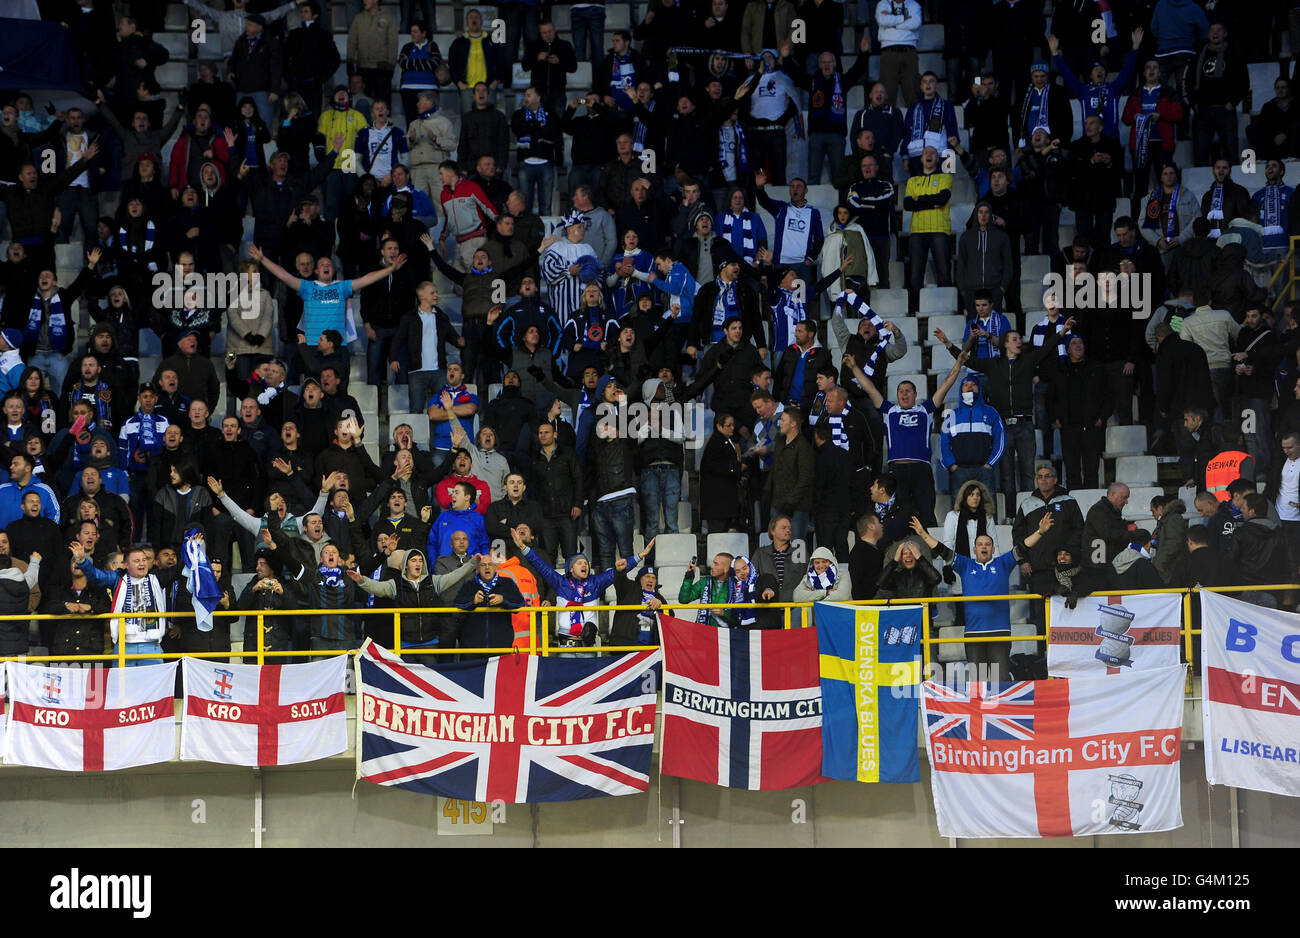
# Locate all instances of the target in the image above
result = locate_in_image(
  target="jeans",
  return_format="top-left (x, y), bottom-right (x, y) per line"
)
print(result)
top-left (56, 185), bottom-right (98, 243)
top-left (750, 127), bottom-right (788, 185)
top-left (890, 460), bottom-right (937, 527)
top-left (1059, 424), bottom-right (1103, 490)
top-left (538, 514), bottom-right (578, 566)
top-left (1073, 207), bottom-right (1113, 250)
top-left (519, 161), bottom-right (554, 215)
top-left (118, 640), bottom-right (163, 667)
top-left (29, 349), bottom-right (69, 397)
top-left (807, 131), bottom-right (844, 186)
top-left (640, 465), bottom-right (681, 545)
top-left (367, 325), bottom-right (397, 386)
top-left (1158, 52), bottom-right (1194, 107)
top-left (868, 235), bottom-right (891, 288)
top-left (499, 2), bottom-right (541, 63)
top-left (788, 509), bottom-right (810, 544)
top-left (570, 6), bottom-right (605, 63)
top-left (400, 0), bottom-right (435, 31)
top-left (1237, 396), bottom-right (1273, 476)
top-left (878, 45), bottom-right (919, 111)
top-left (407, 368), bottom-right (444, 415)
top-left (1193, 105), bottom-right (1239, 167)
top-left (0, 199), bottom-right (7, 239)
top-left (1209, 367), bottom-right (1232, 423)
top-left (323, 169), bottom-right (358, 223)
top-left (815, 512), bottom-right (851, 562)
top-left (1000, 420), bottom-right (1036, 511)
top-left (568, 163), bottom-right (602, 202)
top-left (907, 232), bottom-right (952, 295)
top-left (1023, 203), bottom-right (1061, 257)
top-left (948, 464), bottom-right (999, 508)
top-left (592, 493), bottom-right (635, 573)
top-left (358, 68), bottom-right (393, 106)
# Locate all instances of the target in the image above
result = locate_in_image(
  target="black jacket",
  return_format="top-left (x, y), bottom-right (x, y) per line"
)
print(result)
top-left (1082, 497), bottom-right (1132, 570)
top-left (813, 442), bottom-right (853, 515)
top-left (1012, 486), bottom-right (1085, 572)
top-left (699, 432), bottom-right (742, 523)
top-left (848, 539), bottom-right (884, 600)
top-left (962, 334), bottom-right (1067, 418)
top-left (230, 32), bottom-right (284, 94)
top-left (1155, 333), bottom-right (1216, 419)
top-left (285, 21), bottom-right (341, 84)
top-left (773, 343), bottom-right (833, 410)
top-left (531, 442), bottom-right (584, 517)
top-left (1045, 354), bottom-right (1112, 428)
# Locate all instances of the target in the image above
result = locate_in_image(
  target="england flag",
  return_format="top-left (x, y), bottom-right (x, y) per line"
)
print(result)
top-left (923, 666), bottom-right (1186, 838)
top-left (4, 662), bottom-right (177, 771)
top-left (181, 656), bottom-right (348, 766)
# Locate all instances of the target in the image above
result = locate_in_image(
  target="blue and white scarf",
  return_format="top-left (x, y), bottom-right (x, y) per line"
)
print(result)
top-left (720, 211), bottom-right (756, 263)
top-left (1020, 85), bottom-right (1051, 141)
top-left (1134, 86), bottom-right (1162, 158)
top-left (637, 587), bottom-right (657, 643)
top-left (137, 411), bottom-right (160, 452)
top-left (717, 122), bottom-right (749, 178)
top-left (836, 290), bottom-right (891, 381)
top-left (826, 410), bottom-right (849, 451)
top-left (319, 564), bottom-right (345, 589)
top-left (771, 286), bottom-right (805, 351)
top-left (632, 98), bottom-right (655, 153)
top-left (806, 562), bottom-right (837, 591)
top-left (183, 529), bottom-right (222, 633)
top-left (25, 291), bottom-right (67, 348)
top-left (366, 559), bottom-right (384, 609)
top-left (516, 105), bottom-right (548, 150)
top-left (118, 220), bottom-right (155, 255)
top-left (1165, 184), bottom-right (1180, 240)
top-left (695, 574), bottom-right (729, 628)
top-left (910, 95), bottom-right (946, 152)
top-left (729, 556), bottom-right (759, 628)
top-left (473, 573), bottom-right (500, 596)
top-left (1262, 183), bottom-right (1286, 236)
top-left (711, 278), bottom-right (739, 341)
top-left (1207, 184), bottom-right (1225, 238)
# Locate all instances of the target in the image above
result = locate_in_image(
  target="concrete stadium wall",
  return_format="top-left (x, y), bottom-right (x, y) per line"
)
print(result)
top-left (1, 744), bottom-right (1286, 848)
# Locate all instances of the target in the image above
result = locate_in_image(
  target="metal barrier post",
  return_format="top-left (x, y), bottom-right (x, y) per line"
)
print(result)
top-left (257, 613), bottom-right (265, 666)
top-left (528, 607), bottom-right (536, 655)
top-left (784, 606), bottom-right (791, 630)
top-left (921, 603), bottom-right (931, 673)
top-left (394, 612), bottom-right (402, 657)
top-left (541, 606), bottom-right (550, 657)
top-left (1183, 589), bottom-right (1194, 665)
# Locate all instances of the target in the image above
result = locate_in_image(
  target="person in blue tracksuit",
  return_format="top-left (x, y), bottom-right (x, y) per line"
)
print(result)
top-left (939, 375), bottom-right (1006, 501)
top-left (427, 481), bottom-right (490, 557)
top-left (514, 527), bottom-right (653, 647)
top-left (912, 512), bottom-right (1053, 683)
top-left (1049, 28), bottom-right (1142, 142)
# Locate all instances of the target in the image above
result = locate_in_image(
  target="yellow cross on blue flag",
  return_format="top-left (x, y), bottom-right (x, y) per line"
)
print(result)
top-left (817, 602), bottom-right (922, 783)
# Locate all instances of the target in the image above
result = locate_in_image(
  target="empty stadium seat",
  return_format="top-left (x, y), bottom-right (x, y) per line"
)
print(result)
top-left (869, 289), bottom-right (910, 316)
top-left (1103, 425), bottom-right (1148, 457)
top-left (918, 286), bottom-right (957, 314)
top-left (1125, 486), bottom-right (1166, 520)
top-left (1114, 455), bottom-right (1158, 487)
top-left (706, 532), bottom-right (751, 563)
top-left (1248, 62), bottom-right (1282, 113)
top-left (924, 314), bottom-right (966, 346)
top-left (654, 533), bottom-right (698, 568)
top-left (387, 414), bottom-right (429, 445)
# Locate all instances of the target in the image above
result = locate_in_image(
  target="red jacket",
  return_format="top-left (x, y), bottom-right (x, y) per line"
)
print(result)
top-left (1121, 90), bottom-right (1185, 155)
top-left (167, 131), bottom-right (230, 191)
top-left (435, 473), bottom-right (491, 515)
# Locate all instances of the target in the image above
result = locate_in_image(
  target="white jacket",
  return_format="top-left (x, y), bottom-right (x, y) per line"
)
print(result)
top-left (875, 0), bottom-right (922, 48)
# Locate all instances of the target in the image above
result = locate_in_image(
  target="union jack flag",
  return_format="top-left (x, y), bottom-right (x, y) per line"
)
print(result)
top-left (357, 642), bottom-right (662, 803)
top-left (925, 681), bottom-right (1036, 741)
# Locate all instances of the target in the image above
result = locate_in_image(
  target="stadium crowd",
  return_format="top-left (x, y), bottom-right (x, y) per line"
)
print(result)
top-left (0, 0), bottom-right (1297, 676)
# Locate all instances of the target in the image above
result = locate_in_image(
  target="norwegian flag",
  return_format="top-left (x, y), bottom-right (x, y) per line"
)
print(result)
top-left (358, 641), bottom-right (662, 802)
top-left (4, 661), bottom-right (177, 771)
top-left (922, 667), bottom-right (1186, 838)
top-left (660, 614), bottom-right (827, 790)
top-left (180, 656), bottom-right (348, 767)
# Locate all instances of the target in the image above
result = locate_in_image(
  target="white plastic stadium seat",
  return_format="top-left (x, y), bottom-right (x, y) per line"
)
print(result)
top-left (1125, 486), bottom-right (1167, 521)
top-left (924, 314), bottom-right (966, 347)
top-left (1103, 425), bottom-right (1148, 458)
top-left (388, 414), bottom-right (429, 445)
top-left (917, 286), bottom-right (957, 315)
top-left (1114, 455), bottom-right (1158, 487)
top-left (869, 288), bottom-right (909, 316)
top-left (706, 532), bottom-right (751, 564)
top-left (654, 533), bottom-right (698, 568)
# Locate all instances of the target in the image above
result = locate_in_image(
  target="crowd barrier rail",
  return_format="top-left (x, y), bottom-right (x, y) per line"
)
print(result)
top-left (0, 584), bottom-right (1292, 671)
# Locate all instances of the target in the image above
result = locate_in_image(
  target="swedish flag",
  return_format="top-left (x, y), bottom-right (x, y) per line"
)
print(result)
top-left (817, 602), bottom-right (922, 783)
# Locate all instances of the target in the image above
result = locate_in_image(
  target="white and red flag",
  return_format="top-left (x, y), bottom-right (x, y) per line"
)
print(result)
top-left (923, 665), bottom-right (1186, 838)
top-left (181, 656), bottom-right (348, 766)
top-left (1202, 591), bottom-right (1300, 797)
top-left (4, 662), bottom-right (177, 771)
top-left (1047, 593), bottom-right (1182, 678)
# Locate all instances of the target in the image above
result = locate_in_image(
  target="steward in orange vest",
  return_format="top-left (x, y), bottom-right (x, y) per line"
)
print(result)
top-left (496, 554), bottom-right (540, 650)
top-left (1206, 450), bottom-right (1253, 502)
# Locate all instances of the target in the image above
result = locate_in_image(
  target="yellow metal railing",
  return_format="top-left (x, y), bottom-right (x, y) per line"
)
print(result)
top-left (1267, 234), bottom-right (1300, 311)
top-left (1, 584), bottom-right (1293, 668)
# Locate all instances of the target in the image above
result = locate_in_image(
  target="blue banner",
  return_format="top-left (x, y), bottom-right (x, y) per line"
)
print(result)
top-left (817, 602), bottom-right (922, 783)
top-left (0, 19), bottom-right (83, 92)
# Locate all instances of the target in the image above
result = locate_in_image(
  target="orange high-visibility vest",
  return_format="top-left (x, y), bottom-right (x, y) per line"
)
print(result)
top-left (1206, 451), bottom-right (1251, 501)
top-left (497, 556), bottom-right (540, 651)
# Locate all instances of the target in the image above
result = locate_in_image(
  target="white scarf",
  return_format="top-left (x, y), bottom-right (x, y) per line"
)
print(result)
top-left (109, 573), bottom-right (168, 644)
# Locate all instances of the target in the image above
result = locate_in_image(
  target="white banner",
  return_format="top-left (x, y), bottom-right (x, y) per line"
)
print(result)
top-left (180, 656), bottom-right (348, 767)
top-left (1047, 593), bottom-right (1183, 678)
top-left (1202, 591), bottom-right (1300, 797)
top-left (923, 666), bottom-right (1186, 838)
top-left (4, 662), bottom-right (177, 771)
